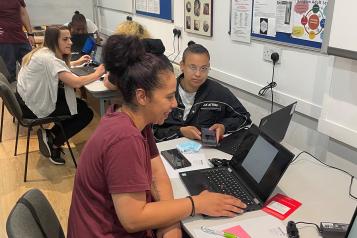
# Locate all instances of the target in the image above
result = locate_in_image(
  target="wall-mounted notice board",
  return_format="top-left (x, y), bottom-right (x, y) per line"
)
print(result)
top-left (135, 0), bottom-right (173, 22)
top-left (250, 0), bottom-right (328, 50)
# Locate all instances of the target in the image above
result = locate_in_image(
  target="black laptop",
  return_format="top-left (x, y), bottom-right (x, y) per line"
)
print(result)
top-left (346, 206), bottom-right (357, 238)
top-left (218, 102), bottom-right (297, 155)
top-left (71, 46), bottom-right (102, 76)
top-left (179, 124), bottom-right (294, 212)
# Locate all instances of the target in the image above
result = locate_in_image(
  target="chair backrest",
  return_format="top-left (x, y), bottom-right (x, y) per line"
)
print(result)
top-left (6, 188), bottom-right (65, 238)
top-left (0, 73), bottom-right (23, 120)
top-left (0, 56), bottom-right (11, 80)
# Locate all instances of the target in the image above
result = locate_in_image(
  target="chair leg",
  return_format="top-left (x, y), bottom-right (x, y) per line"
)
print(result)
top-left (24, 127), bottom-right (31, 182)
top-left (0, 101), bottom-right (4, 142)
top-left (14, 121), bottom-right (20, 156)
top-left (57, 122), bottom-right (77, 167)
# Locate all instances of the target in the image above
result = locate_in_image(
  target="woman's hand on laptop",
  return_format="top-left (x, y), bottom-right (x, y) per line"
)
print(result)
top-left (93, 64), bottom-right (106, 78)
top-left (70, 55), bottom-right (91, 67)
top-left (194, 190), bottom-right (246, 217)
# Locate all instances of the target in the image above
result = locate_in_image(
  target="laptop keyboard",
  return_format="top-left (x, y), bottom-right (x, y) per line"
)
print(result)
top-left (201, 168), bottom-right (258, 209)
top-left (82, 66), bottom-right (95, 74)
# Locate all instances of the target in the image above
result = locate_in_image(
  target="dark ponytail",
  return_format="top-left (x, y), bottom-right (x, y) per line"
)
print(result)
top-left (103, 35), bottom-right (173, 108)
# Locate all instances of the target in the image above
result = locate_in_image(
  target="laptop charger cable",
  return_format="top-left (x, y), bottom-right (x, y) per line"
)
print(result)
top-left (287, 220), bottom-right (348, 238)
top-left (287, 221), bottom-right (322, 238)
top-left (258, 52), bottom-right (279, 114)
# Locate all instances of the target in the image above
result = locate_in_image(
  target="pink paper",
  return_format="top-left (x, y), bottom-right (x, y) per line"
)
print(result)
top-left (224, 225), bottom-right (251, 238)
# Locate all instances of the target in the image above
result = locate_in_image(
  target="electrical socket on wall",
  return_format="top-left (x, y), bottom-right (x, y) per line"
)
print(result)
top-left (263, 45), bottom-right (282, 64)
top-left (173, 26), bottom-right (182, 38)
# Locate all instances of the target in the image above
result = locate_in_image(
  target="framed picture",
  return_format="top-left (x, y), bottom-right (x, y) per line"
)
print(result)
top-left (184, 0), bottom-right (213, 37)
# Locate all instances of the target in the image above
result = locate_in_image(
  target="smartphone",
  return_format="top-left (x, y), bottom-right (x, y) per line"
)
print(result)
top-left (201, 128), bottom-right (218, 147)
top-left (161, 149), bottom-right (191, 169)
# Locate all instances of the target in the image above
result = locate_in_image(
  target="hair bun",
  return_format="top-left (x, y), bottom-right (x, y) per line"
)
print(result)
top-left (188, 40), bottom-right (196, 46)
top-left (74, 10), bottom-right (80, 14)
top-left (103, 35), bottom-right (145, 75)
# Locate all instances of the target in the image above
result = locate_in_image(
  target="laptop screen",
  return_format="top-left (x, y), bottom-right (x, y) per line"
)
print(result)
top-left (230, 124), bottom-right (294, 202)
top-left (82, 37), bottom-right (96, 54)
top-left (71, 33), bottom-right (94, 53)
top-left (259, 101), bottom-right (297, 143)
top-left (242, 135), bottom-right (278, 183)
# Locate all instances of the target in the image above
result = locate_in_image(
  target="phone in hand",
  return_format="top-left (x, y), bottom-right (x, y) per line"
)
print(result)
top-left (201, 128), bottom-right (218, 147)
top-left (161, 149), bottom-right (191, 169)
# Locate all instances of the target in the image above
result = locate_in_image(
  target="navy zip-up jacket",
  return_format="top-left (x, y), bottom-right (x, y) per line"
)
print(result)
top-left (153, 74), bottom-right (251, 142)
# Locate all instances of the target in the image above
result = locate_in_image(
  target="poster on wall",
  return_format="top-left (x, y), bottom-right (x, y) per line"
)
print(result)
top-left (184, 0), bottom-right (213, 37)
top-left (291, 0), bottom-right (328, 43)
top-left (252, 0), bottom-right (277, 37)
top-left (230, 0), bottom-right (253, 43)
top-left (276, 0), bottom-right (293, 33)
top-left (136, 0), bottom-right (160, 14)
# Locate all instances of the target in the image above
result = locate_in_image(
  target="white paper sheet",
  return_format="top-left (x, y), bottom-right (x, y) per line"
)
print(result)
top-left (136, 0), bottom-right (147, 12)
top-left (194, 215), bottom-right (288, 238)
top-left (230, 0), bottom-right (253, 43)
top-left (252, 0), bottom-right (277, 37)
top-left (147, 0), bottom-right (160, 14)
top-left (276, 0), bottom-right (293, 33)
top-left (161, 152), bottom-right (212, 179)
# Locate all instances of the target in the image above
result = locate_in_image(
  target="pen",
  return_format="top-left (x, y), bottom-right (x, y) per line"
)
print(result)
top-left (201, 226), bottom-right (238, 238)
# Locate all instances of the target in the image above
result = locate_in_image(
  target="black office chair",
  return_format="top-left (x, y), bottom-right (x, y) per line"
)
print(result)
top-left (0, 56), bottom-right (16, 142)
top-left (0, 73), bottom-right (77, 182)
top-left (6, 188), bottom-right (65, 238)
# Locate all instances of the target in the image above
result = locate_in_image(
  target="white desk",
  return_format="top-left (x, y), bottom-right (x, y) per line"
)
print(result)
top-left (156, 138), bottom-right (357, 237)
top-left (84, 80), bottom-right (120, 116)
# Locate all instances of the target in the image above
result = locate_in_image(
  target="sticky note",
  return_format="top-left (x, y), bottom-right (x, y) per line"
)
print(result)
top-left (224, 225), bottom-right (251, 238)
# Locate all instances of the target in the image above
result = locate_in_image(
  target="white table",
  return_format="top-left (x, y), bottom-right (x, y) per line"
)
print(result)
top-left (84, 80), bottom-right (121, 116)
top-left (156, 138), bottom-right (357, 237)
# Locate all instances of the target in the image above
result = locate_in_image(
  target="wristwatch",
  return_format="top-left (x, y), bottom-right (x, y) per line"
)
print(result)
top-left (27, 32), bottom-right (35, 37)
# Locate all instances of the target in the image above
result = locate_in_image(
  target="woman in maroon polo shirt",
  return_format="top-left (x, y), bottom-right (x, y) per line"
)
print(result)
top-left (68, 35), bottom-right (246, 238)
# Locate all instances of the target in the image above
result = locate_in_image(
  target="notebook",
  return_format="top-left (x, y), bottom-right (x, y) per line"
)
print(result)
top-left (179, 124), bottom-right (294, 212)
top-left (218, 102), bottom-right (297, 155)
top-left (346, 206), bottom-right (357, 238)
top-left (70, 46), bottom-right (103, 76)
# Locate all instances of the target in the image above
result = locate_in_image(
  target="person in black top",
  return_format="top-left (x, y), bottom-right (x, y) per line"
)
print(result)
top-left (153, 42), bottom-right (251, 142)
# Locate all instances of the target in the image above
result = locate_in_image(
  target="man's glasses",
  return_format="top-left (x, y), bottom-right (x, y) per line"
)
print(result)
top-left (187, 64), bottom-right (210, 73)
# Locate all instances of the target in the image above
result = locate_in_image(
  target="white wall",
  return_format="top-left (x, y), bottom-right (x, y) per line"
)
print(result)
top-left (96, 0), bottom-right (333, 119)
top-left (26, 0), bottom-right (94, 26)
top-left (318, 57), bottom-right (357, 148)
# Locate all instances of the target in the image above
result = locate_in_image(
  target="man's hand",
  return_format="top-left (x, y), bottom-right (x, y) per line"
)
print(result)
top-left (180, 126), bottom-right (201, 140)
top-left (209, 123), bottom-right (225, 142)
top-left (156, 223), bottom-right (182, 238)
